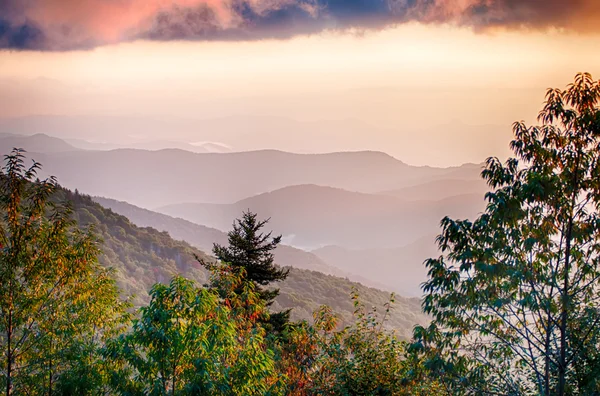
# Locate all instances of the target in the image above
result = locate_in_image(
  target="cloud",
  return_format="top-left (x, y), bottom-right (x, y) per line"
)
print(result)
top-left (1, 0), bottom-right (599, 50)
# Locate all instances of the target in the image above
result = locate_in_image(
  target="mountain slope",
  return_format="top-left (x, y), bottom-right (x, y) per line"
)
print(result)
top-left (93, 196), bottom-right (344, 276)
top-left (0, 133), bottom-right (80, 153)
top-left (62, 189), bottom-right (210, 307)
top-left (378, 178), bottom-right (488, 201)
top-left (63, 190), bottom-right (426, 336)
top-left (158, 185), bottom-right (486, 250)
top-left (313, 235), bottom-right (440, 297)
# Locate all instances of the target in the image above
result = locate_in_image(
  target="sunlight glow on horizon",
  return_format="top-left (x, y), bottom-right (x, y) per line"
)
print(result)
top-left (1, 23), bottom-right (599, 166)
top-left (3, 24), bottom-right (599, 88)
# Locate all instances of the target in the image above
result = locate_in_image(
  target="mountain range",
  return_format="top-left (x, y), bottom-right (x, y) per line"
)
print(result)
top-left (0, 132), bottom-right (489, 297)
top-left (0, 132), bottom-right (483, 207)
top-left (0, 114), bottom-right (510, 166)
top-left (0, 132), bottom-right (80, 153)
top-left (158, 184), bottom-right (486, 250)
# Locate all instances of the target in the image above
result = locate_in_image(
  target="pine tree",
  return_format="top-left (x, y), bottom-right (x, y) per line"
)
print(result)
top-left (205, 211), bottom-right (290, 331)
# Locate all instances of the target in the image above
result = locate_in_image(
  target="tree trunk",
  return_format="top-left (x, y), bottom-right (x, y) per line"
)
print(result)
top-left (6, 312), bottom-right (12, 396)
top-left (172, 362), bottom-right (177, 396)
top-left (558, 209), bottom-right (575, 395)
top-left (48, 340), bottom-right (53, 396)
top-left (544, 319), bottom-right (551, 396)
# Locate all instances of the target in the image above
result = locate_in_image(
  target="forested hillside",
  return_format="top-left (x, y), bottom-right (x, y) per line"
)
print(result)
top-left (94, 196), bottom-right (391, 290)
top-left (67, 190), bottom-right (427, 336)
top-left (59, 190), bottom-right (211, 307)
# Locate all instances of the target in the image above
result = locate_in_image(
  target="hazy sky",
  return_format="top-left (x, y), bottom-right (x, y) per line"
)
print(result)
top-left (1, 0), bottom-right (600, 166)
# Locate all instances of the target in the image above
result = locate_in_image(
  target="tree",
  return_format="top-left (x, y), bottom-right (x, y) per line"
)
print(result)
top-left (105, 270), bottom-right (284, 395)
top-left (279, 291), bottom-right (444, 395)
top-left (0, 149), bottom-right (129, 395)
top-left (206, 211), bottom-right (290, 332)
top-left (412, 73), bottom-right (600, 395)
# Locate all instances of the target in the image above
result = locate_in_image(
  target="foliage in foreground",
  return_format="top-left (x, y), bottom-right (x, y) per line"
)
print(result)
top-left (0, 150), bottom-right (129, 395)
top-left (0, 149), bottom-right (430, 395)
top-left (105, 271), bottom-right (283, 395)
top-left (279, 293), bottom-right (443, 395)
top-left (103, 267), bottom-right (437, 395)
top-left (412, 73), bottom-right (600, 395)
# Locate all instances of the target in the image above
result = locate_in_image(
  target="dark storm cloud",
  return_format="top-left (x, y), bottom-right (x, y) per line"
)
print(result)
top-left (0, 18), bottom-right (45, 49)
top-left (1, 0), bottom-right (598, 50)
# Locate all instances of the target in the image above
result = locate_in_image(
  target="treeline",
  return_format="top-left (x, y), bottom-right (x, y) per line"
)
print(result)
top-left (1, 72), bottom-right (600, 395)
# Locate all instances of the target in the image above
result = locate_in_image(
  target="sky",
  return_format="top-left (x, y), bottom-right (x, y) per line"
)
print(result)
top-left (1, 0), bottom-right (600, 166)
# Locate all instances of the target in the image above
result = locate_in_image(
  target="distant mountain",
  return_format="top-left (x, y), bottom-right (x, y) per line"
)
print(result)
top-left (158, 184), bottom-right (487, 250)
top-left (379, 178), bottom-right (488, 201)
top-left (64, 138), bottom-right (120, 151)
top-left (0, 133), bottom-right (79, 153)
top-left (66, 138), bottom-right (233, 154)
top-left (63, 190), bottom-right (427, 336)
top-left (421, 162), bottom-right (484, 182)
top-left (0, 114), bottom-right (510, 166)
top-left (0, 115), bottom-right (389, 154)
top-left (192, 142), bottom-right (233, 153)
top-left (21, 147), bottom-right (479, 208)
top-left (313, 235), bottom-right (440, 297)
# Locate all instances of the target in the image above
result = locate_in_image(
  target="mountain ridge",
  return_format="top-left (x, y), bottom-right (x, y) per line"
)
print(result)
top-left (24, 144), bottom-right (481, 208)
top-left (157, 184), bottom-right (486, 250)
top-left (0, 133), bottom-right (80, 153)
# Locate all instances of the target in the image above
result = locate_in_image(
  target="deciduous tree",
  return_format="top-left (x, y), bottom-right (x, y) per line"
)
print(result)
top-left (413, 73), bottom-right (600, 395)
top-left (105, 269), bottom-right (284, 395)
top-left (0, 149), bottom-right (128, 395)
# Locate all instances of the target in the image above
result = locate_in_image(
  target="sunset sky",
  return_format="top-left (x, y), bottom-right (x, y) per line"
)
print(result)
top-left (1, 0), bottom-right (600, 166)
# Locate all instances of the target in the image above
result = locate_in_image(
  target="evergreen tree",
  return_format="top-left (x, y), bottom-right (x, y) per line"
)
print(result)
top-left (205, 211), bottom-right (290, 331)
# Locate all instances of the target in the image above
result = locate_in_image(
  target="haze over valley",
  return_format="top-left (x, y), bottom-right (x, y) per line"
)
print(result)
top-left (0, 131), bottom-right (490, 296)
